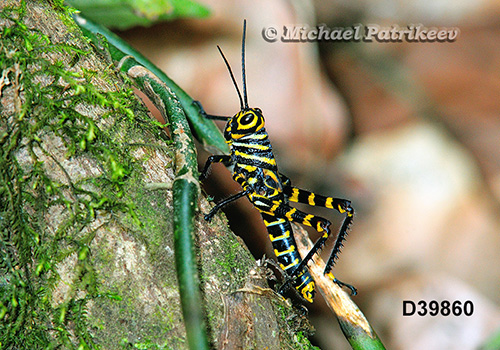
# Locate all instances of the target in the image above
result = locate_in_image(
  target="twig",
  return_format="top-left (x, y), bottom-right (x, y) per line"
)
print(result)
top-left (294, 225), bottom-right (386, 350)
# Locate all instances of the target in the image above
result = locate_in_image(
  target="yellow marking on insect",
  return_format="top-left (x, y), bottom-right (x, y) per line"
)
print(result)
top-left (338, 204), bottom-right (346, 213)
top-left (247, 133), bottom-right (267, 140)
top-left (315, 221), bottom-right (327, 234)
top-left (232, 141), bottom-right (269, 151)
top-left (326, 272), bottom-right (336, 281)
top-left (285, 208), bottom-right (297, 221)
top-left (234, 151), bottom-right (276, 166)
top-left (274, 246), bottom-right (295, 257)
top-left (270, 202), bottom-right (280, 212)
top-left (263, 217), bottom-right (285, 226)
top-left (263, 169), bottom-right (279, 182)
top-left (268, 188), bottom-right (279, 197)
top-left (299, 281), bottom-right (315, 303)
top-left (308, 193), bottom-right (315, 206)
top-left (247, 177), bottom-right (258, 185)
top-left (241, 164), bottom-right (257, 172)
top-left (234, 173), bottom-right (245, 183)
top-left (303, 214), bottom-right (314, 226)
top-left (279, 258), bottom-right (299, 271)
top-left (231, 133), bottom-right (246, 139)
top-left (289, 188), bottom-right (300, 202)
top-left (325, 197), bottom-right (334, 209)
top-left (269, 230), bottom-right (290, 242)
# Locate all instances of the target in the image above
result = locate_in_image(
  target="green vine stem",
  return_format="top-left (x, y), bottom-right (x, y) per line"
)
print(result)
top-left (74, 15), bottom-right (216, 349)
top-left (73, 13), bottom-right (229, 155)
top-left (125, 64), bottom-right (210, 350)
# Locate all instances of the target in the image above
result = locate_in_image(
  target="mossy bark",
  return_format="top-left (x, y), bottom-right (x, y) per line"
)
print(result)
top-left (0, 1), bottom-right (316, 349)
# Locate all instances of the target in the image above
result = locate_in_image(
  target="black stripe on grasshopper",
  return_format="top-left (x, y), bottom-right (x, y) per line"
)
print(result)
top-left (199, 20), bottom-right (356, 302)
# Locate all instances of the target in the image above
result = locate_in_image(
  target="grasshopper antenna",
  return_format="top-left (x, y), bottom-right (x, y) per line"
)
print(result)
top-left (241, 19), bottom-right (248, 109)
top-left (217, 45), bottom-right (244, 111)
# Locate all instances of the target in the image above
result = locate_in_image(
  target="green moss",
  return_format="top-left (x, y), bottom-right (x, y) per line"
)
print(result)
top-left (215, 240), bottom-right (247, 282)
top-left (294, 332), bottom-right (321, 350)
top-left (0, 1), bottom-right (174, 348)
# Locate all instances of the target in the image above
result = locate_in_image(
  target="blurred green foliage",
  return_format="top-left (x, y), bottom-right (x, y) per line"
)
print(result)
top-left (67, 0), bottom-right (210, 30)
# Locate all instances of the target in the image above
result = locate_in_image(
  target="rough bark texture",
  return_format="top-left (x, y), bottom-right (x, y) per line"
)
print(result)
top-left (0, 1), bottom-right (315, 349)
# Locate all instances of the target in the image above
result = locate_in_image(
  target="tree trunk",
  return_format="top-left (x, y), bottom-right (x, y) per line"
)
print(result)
top-left (0, 1), bottom-right (315, 349)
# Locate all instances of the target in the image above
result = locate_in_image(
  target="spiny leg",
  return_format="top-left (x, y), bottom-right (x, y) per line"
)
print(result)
top-left (287, 189), bottom-right (354, 274)
top-left (324, 208), bottom-right (353, 274)
top-left (199, 154), bottom-right (232, 181)
top-left (284, 185), bottom-right (353, 218)
top-left (280, 186), bottom-right (357, 294)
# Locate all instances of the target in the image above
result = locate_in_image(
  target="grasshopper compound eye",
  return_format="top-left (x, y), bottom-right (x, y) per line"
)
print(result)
top-left (240, 113), bottom-right (255, 125)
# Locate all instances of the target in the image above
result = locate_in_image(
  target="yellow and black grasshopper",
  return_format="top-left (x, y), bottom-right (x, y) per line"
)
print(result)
top-left (199, 20), bottom-right (356, 303)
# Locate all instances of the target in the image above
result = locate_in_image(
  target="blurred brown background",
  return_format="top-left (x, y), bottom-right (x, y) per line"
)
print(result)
top-left (117, 0), bottom-right (500, 349)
